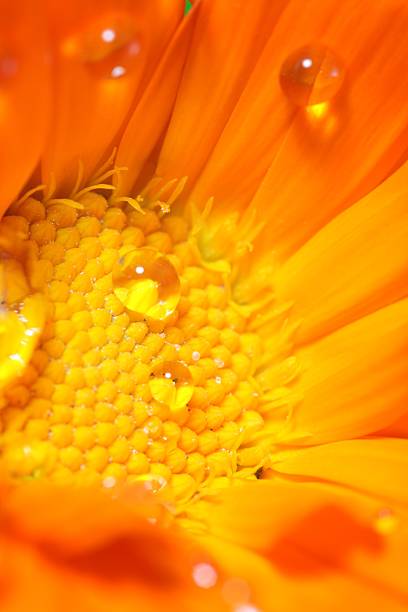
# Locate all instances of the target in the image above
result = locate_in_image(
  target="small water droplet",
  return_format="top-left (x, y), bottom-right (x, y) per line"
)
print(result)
top-left (215, 376), bottom-right (222, 384)
top-left (149, 361), bottom-right (193, 412)
top-left (374, 508), bottom-right (398, 535)
top-left (280, 44), bottom-right (345, 106)
top-left (62, 14), bottom-right (142, 80)
top-left (136, 473), bottom-right (168, 494)
top-left (112, 247), bottom-right (180, 321)
top-left (192, 563), bottom-right (218, 589)
top-left (102, 476), bottom-right (117, 488)
top-left (214, 358), bottom-right (224, 369)
top-left (192, 351), bottom-right (201, 361)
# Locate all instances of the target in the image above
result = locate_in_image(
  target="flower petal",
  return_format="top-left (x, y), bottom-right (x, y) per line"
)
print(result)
top-left (380, 413), bottom-right (408, 438)
top-left (284, 299), bottom-right (408, 444)
top-left (202, 533), bottom-right (408, 612)
top-left (156, 0), bottom-right (288, 190)
top-left (0, 482), bottom-right (226, 612)
top-left (271, 438), bottom-right (408, 508)
top-left (196, 479), bottom-right (408, 610)
top-left (41, 0), bottom-right (184, 194)
top-left (274, 160), bottom-right (408, 345)
top-left (0, 0), bottom-right (51, 217)
top-left (192, 0), bottom-right (408, 259)
top-left (115, 9), bottom-right (196, 197)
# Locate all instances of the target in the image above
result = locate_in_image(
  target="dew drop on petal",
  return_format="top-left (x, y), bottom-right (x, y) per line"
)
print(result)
top-left (62, 14), bottom-right (142, 80)
top-left (192, 563), bottom-right (218, 589)
top-left (112, 247), bottom-right (180, 321)
top-left (374, 508), bottom-right (398, 535)
top-left (280, 44), bottom-right (345, 106)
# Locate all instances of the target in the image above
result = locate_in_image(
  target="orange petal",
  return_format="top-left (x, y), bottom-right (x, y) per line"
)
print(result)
top-left (193, 0), bottom-right (408, 258)
top-left (380, 412), bottom-right (408, 438)
top-left (115, 9), bottom-right (197, 197)
top-left (41, 0), bottom-right (184, 194)
top-left (156, 0), bottom-right (288, 190)
top-left (274, 160), bottom-right (408, 345)
top-left (284, 299), bottom-right (408, 444)
top-left (202, 532), bottom-right (408, 612)
top-left (197, 479), bottom-right (408, 611)
top-left (271, 438), bottom-right (408, 508)
top-left (0, 482), bottom-right (227, 612)
top-left (0, 0), bottom-right (51, 217)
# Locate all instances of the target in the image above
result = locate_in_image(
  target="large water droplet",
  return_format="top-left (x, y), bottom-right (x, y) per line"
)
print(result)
top-left (280, 44), bottom-right (345, 106)
top-left (149, 361), bottom-right (193, 412)
top-left (62, 14), bottom-right (141, 80)
top-left (112, 247), bottom-right (180, 321)
top-left (0, 257), bottom-right (46, 389)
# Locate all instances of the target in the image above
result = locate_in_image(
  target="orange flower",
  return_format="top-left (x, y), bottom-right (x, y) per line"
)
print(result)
top-left (0, 0), bottom-right (407, 610)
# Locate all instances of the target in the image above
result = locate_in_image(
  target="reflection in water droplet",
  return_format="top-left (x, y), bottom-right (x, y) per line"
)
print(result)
top-left (112, 247), bottom-right (180, 321)
top-left (149, 361), bottom-right (194, 413)
top-left (62, 14), bottom-right (141, 80)
top-left (192, 563), bottom-right (218, 589)
top-left (280, 44), bottom-right (345, 106)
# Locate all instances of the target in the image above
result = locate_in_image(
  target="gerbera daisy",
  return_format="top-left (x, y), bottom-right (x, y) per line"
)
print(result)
top-left (0, 0), bottom-right (407, 610)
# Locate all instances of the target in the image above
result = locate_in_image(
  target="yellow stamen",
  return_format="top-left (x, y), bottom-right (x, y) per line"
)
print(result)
top-left (0, 167), bottom-right (296, 506)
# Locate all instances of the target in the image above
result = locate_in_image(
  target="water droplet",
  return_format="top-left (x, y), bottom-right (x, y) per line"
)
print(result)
top-left (62, 14), bottom-right (142, 80)
top-left (192, 351), bottom-right (201, 361)
top-left (149, 361), bottom-right (193, 412)
top-left (135, 473), bottom-right (168, 494)
top-left (214, 358), bottom-right (224, 369)
top-left (0, 259), bottom-right (46, 389)
top-left (374, 508), bottom-right (398, 535)
top-left (112, 247), bottom-right (180, 321)
top-left (215, 376), bottom-right (222, 384)
top-left (192, 563), bottom-right (218, 589)
top-left (280, 44), bottom-right (345, 106)
top-left (102, 476), bottom-right (117, 488)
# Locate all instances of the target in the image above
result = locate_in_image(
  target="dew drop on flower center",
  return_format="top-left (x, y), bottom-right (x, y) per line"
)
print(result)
top-left (0, 171), bottom-right (298, 504)
top-left (112, 247), bottom-right (181, 321)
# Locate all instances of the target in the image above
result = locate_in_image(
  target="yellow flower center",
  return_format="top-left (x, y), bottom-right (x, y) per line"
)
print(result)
top-left (0, 171), bottom-right (297, 505)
